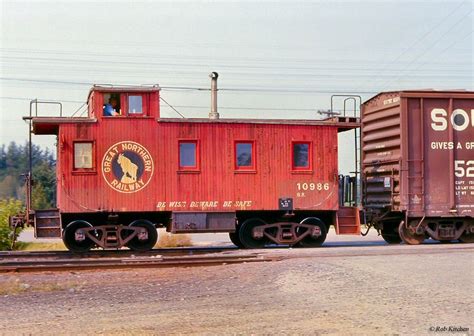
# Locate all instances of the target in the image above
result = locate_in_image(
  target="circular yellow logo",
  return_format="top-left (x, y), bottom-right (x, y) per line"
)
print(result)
top-left (101, 141), bottom-right (154, 193)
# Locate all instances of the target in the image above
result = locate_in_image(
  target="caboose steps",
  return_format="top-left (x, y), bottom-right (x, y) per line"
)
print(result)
top-left (34, 209), bottom-right (62, 238)
top-left (336, 207), bottom-right (361, 235)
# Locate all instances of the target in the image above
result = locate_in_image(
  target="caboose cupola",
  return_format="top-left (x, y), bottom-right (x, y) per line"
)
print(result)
top-left (87, 85), bottom-right (161, 119)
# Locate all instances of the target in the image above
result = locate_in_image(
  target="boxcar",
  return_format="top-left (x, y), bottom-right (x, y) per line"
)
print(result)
top-left (362, 90), bottom-right (474, 244)
top-left (16, 83), bottom-right (361, 251)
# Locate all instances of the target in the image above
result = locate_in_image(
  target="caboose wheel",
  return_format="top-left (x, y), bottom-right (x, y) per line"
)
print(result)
top-left (459, 232), bottom-right (474, 243)
top-left (297, 217), bottom-right (327, 248)
top-left (126, 220), bottom-right (158, 251)
top-left (229, 231), bottom-right (244, 248)
top-left (238, 218), bottom-right (268, 249)
top-left (63, 220), bottom-right (95, 252)
top-left (398, 221), bottom-right (424, 245)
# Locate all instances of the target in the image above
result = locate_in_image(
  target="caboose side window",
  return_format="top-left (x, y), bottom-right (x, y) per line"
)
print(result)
top-left (179, 140), bottom-right (199, 170)
top-left (292, 142), bottom-right (312, 170)
top-left (235, 141), bottom-right (255, 170)
top-left (73, 142), bottom-right (94, 170)
top-left (128, 95), bottom-right (143, 114)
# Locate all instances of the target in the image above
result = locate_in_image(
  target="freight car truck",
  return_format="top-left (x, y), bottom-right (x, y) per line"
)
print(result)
top-left (362, 90), bottom-right (474, 244)
top-left (10, 75), bottom-right (362, 252)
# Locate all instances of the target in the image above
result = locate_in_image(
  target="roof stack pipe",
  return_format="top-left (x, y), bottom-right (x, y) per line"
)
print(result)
top-left (209, 72), bottom-right (219, 119)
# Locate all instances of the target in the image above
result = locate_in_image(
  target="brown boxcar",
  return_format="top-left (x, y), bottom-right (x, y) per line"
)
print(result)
top-left (22, 85), bottom-right (360, 251)
top-left (362, 90), bottom-right (474, 244)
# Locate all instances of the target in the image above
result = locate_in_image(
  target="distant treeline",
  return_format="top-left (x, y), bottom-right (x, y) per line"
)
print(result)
top-left (0, 142), bottom-right (56, 209)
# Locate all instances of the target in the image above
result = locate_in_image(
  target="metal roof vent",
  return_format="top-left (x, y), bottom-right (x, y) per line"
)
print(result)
top-left (209, 72), bottom-right (219, 120)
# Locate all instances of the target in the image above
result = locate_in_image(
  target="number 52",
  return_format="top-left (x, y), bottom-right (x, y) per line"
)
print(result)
top-left (454, 160), bottom-right (474, 177)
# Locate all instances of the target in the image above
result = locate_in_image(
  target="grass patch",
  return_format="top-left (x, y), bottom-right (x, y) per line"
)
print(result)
top-left (15, 241), bottom-right (67, 251)
top-left (0, 279), bottom-right (85, 296)
top-left (155, 233), bottom-right (192, 248)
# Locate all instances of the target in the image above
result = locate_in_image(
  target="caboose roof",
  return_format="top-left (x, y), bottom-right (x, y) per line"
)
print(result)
top-left (90, 85), bottom-right (160, 92)
top-left (87, 85), bottom-right (160, 100)
top-left (28, 117), bottom-right (97, 134)
top-left (159, 116), bottom-right (359, 131)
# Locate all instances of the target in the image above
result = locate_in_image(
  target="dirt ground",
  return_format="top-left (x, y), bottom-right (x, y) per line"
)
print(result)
top-left (1, 243), bottom-right (472, 335)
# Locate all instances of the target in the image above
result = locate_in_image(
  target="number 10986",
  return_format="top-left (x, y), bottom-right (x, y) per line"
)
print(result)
top-left (296, 182), bottom-right (330, 191)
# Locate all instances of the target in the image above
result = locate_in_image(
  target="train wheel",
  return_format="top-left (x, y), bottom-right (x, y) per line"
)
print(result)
top-left (63, 220), bottom-right (95, 252)
top-left (381, 224), bottom-right (402, 244)
top-left (297, 218), bottom-right (327, 248)
top-left (238, 218), bottom-right (267, 249)
top-left (459, 232), bottom-right (474, 243)
top-left (229, 231), bottom-right (244, 248)
top-left (398, 221), bottom-right (424, 245)
top-left (126, 220), bottom-right (158, 251)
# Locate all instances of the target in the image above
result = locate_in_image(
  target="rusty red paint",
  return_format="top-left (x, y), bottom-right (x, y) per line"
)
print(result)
top-left (362, 90), bottom-right (474, 218)
top-left (56, 120), bottom-right (340, 213)
top-left (32, 87), bottom-right (353, 216)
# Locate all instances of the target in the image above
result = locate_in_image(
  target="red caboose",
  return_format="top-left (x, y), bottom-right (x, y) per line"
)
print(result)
top-left (16, 76), bottom-right (360, 251)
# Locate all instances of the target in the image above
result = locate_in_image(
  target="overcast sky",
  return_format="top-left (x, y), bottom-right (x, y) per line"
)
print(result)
top-left (0, 0), bottom-right (472, 173)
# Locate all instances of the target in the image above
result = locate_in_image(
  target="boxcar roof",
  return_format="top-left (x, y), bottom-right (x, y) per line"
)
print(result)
top-left (363, 89), bottom-right (474, 104)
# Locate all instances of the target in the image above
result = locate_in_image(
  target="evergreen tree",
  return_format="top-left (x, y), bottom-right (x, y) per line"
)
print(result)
top-left (32, 181), bottom-right (50, 209)
top-left (0, 176), bottom-right (17, 199)
top-left (0, 142), bottom-right (56, 209)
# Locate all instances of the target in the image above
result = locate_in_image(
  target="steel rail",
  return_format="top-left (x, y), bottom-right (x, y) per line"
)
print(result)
top-left (1, 243), bottom-right (471, 261)
top-left (0, 246), bottom-right (237, 260)
top-left (0, 253), bottom-right (280, 273)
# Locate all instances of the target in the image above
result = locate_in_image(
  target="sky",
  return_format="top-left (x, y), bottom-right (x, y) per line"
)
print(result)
top-left (0, 0), bottom-right (473, 174)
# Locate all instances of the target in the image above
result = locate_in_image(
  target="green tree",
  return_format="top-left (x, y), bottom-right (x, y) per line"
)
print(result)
top-left (33, 162), bottom-right (56, 207)
top-left (0, 198), bottom-right (24, 250)
top-left (32, 181), bottom-right (50, 210)
top-left (0, 175), bottom-right (17, 198)
top-left (0, 145), bottom-right (6, 173)
top-left (0, 142), bottom-right (56, 208)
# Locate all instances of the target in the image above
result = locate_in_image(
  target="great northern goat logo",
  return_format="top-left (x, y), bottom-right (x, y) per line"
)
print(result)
top-left (101, 141), bottom-right (154, 193)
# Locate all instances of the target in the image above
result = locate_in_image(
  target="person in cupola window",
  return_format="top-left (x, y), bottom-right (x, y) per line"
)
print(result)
top-left (103, 97), bottom-right (120, 116)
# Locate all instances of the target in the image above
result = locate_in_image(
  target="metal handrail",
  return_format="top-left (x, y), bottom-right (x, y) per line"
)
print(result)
top-left (29, 99), bottom-right (63, 118)
top-left (22, 99), bottom-right (64, 218)
top-left (330, 94), bottom-right (362, 117)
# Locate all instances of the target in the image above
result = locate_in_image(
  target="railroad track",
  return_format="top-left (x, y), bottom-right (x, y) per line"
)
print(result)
top-left (0, 252), bottom-right (280, 273)
top-left (0, 246), bottom-right (237, 260)
top-left (1, 243), bottom-right (471, 273)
